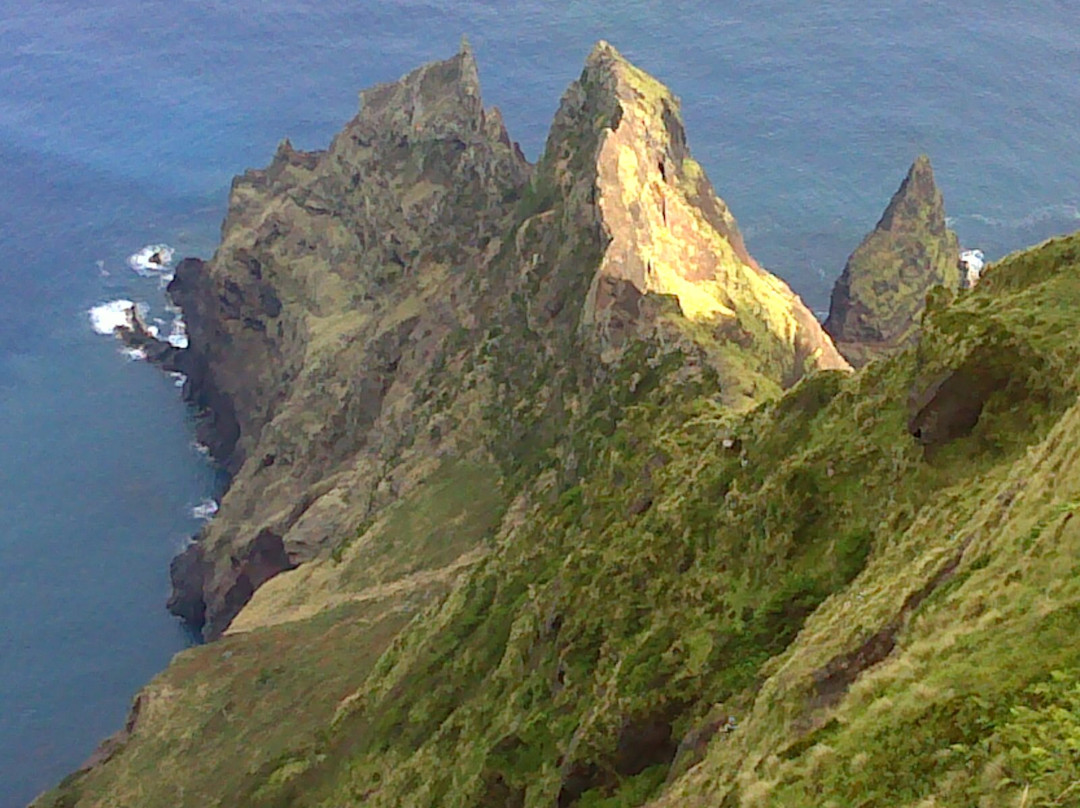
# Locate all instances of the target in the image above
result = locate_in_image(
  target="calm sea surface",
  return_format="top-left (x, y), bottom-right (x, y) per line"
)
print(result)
top-left (2, 1), bottom-right (1078, 803)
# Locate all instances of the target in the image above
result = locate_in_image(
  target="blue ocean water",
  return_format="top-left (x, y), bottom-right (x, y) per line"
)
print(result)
top-left (1, 2), bottom-right (1078, 804)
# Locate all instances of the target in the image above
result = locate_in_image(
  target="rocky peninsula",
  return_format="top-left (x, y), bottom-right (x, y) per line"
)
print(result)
top-left (39, 43), bottom-right (1080, 808)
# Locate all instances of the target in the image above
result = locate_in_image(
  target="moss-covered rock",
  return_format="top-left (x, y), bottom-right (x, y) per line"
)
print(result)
top-left (162, 42), bottom-right (532, 639)
top-left (825, 155), bottom-right (961, 367)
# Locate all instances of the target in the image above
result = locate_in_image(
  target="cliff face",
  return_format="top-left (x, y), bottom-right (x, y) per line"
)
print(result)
top-left (571, 44), bottom-right (848, 382)
top-left (42, 44), bottom-right (1080, 808)
top-left (162, 42), bottom-right (848, 640)
top-left (163, 43), bottom-right (531, 638)
top-left (824, 155), bottom-right (960, 366)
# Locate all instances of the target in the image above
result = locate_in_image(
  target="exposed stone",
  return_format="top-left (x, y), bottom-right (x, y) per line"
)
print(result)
top-left (153, 42), bottom-right (851, 639)
top-left (576, 43), bottom-right (849, 380)
top-left (825, 155), bottom-right (960, 367)
top-left (158, 43), bottom-right (530, 638)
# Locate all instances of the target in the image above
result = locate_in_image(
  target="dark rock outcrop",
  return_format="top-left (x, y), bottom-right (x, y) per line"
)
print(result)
top-left (164, 542), bottom-right (207, 627)
top-left (824, 155), bottom-right (960, 366)
top-left (158, 42), bottom-right (532, 638)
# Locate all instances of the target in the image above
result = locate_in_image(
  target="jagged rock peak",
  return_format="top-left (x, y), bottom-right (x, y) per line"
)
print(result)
top-left (545, 42), bottom-right (849, 378)
top-left (164, 44), bottom-right (531, 639)
top-left (824, 155), bottom-right (960, 367)
top-left (355, 39), bottom-right (488, 137)
top-left (878, 154), bottom-right (947, 234)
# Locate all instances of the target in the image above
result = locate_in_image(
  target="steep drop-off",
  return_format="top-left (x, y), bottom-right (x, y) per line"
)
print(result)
top-left (158, 41), bottom-right (847, 641)
top-left (162, 42), bottom-right (532, 638)
top-left (825, 155), bottom-right (960, 367)
top-left (38, 44), bottom-right (1080, 808)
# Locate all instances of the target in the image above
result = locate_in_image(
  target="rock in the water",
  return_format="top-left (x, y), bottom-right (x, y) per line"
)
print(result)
top-left (824, 155), bottom-right (960, 367)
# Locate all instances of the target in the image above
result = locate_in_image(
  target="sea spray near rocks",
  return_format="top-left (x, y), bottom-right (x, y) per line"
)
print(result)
top-left (88, 300), bottom-right (138, 336)
top-left (127, 244), bottom-right (174, 275)
top-left (190, 498), bottom-right (218, 521)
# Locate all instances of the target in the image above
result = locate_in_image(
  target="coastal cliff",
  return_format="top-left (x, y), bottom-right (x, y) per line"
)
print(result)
top-left (161, 42), bottom-right (531, 638)
top-left (37, 44), bottom-right (1080, 808)
top-left (160, 40), bottom-right (847, 641)
top-left (824, 155), bottom-right (960, 367)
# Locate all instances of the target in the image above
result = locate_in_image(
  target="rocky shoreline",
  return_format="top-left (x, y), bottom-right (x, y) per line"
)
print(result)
top-left (116, 258), bottom-right (254, 631)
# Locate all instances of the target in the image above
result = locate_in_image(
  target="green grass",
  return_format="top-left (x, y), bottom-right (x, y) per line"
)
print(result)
top-left (35, 600), bottom-right (413, 808)
top-left (337, 459), bottom-right (506, 589)
top-left (289, 231), bottom-right (1080, 808)
top-left (35, 52), bottom-right (1080, 808)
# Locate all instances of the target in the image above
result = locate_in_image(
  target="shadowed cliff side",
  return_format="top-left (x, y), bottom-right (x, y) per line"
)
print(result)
top-left (164, 41), bottom-right (532, 639)
top-left (157, 41), bottom-right (847, 641)
top-left (825, 155), bottom-right (960, 367)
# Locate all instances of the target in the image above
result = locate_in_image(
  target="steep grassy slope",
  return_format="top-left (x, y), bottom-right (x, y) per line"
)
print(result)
top-left (655, 234), bottom-right (1080, 808)
top-left (263, 234), bottom-right (1077, 808)
top-left (39, 225), bottom-right (1080, 807)
top-left (37, 45), bottom-right (1080, 808)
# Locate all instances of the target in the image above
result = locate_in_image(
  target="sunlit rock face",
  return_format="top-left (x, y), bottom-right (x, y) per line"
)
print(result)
top-left (569, 43), bottom-right (849, 380)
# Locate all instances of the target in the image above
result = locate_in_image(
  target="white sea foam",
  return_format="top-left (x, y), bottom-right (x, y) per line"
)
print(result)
top-left (166, 314), bottom-right (189, 348)
top-left (121, 346), bottom-right (147, 361)
top-left (191, 498), bottom-right (219, 520)
top-left (960, 248), bottom-right (986, 289)
top-left (127, 243), bottom-right (174, 275)
top-left (88, 299), bottom-right (137, 335)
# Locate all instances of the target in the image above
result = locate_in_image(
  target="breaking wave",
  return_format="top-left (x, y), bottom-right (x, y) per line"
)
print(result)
top-left (127, 243), bottom-right (174, 276)
top-left (191, 498), bottom-right (219, 520)
top-left (88, 299), bottom-right (137, 335)
top-left (166, 314), bottom-right (188, 348)
top-left (88, 298), bottom-right (186, 353)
